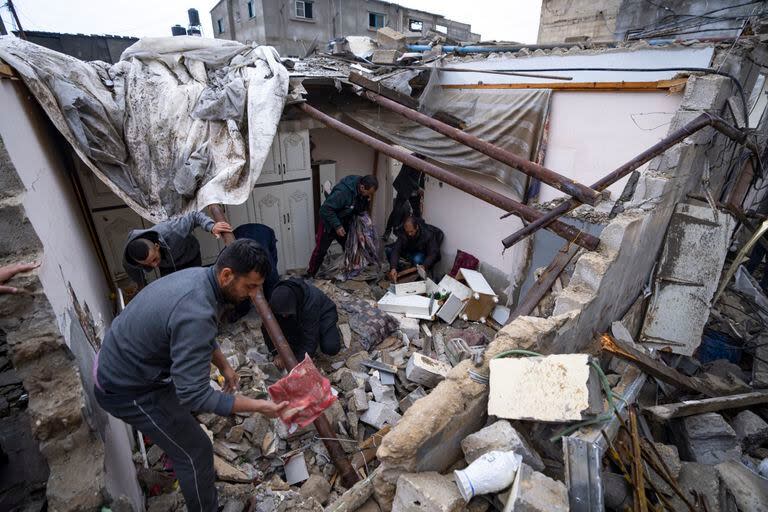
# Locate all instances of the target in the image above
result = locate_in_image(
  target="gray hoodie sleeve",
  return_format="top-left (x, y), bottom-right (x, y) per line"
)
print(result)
top-left (167, 212), bottom-right (216, 236)
top-left (167, 294), bottom-right (234, 416)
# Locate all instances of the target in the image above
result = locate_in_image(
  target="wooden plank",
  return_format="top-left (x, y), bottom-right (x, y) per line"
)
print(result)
top-left (0, 61), bottom-right (16, 79)
top-left (643, 391), bottom-right (768, 421)
top-left (442, 80), bottom-right (688, 91)
top-left (600, 334), bottom-right (718, 397)
top-left (349, 71), bottom-right (466, 129)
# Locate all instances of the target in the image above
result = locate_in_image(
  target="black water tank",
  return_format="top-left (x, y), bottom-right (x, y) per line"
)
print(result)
top-left (188, 8), bottom-right (200, 26)
top-left (171, 24), bottom-right (187, 36)
top-left (188, 27), bottom-right (202, 36)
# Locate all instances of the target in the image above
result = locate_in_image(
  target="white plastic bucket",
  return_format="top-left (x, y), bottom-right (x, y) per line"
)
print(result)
top-left (453, 450), bottom-right (522, 502)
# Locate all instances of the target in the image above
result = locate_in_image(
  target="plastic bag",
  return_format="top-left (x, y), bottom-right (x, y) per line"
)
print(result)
top-left (267, 355), bottom-right (336, 428)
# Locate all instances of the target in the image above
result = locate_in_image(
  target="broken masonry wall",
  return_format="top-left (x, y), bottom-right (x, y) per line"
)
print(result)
top-left (373, 49), bottom-right (761, 509)
top-left (0, 78), bottom-right (143, 511)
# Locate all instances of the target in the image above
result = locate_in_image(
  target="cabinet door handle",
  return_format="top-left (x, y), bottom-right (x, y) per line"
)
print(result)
top-left (283, 214), bottom-right (287, 224)
top-left (286, 212), bottom-right (290, 223)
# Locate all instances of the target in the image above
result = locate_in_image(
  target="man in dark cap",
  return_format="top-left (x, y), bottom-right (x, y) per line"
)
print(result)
top-left (261, 278), bottom-right (341, 369)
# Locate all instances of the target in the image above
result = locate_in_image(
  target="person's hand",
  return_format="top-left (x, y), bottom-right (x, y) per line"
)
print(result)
top-left (257, 400), bottom-right (291, 419)
top-left (335, 226), bottom-right (346, 238)
top-left (211, 222), bottom-right (233, 239)
top-left (388, 269), bottom-right (398, 283)
top-left (273, 354), bottom-right (285, 370)
top-left (0, 261), bottom-right (40, 294)
top-left (222, 366), bottom-right (240, 393)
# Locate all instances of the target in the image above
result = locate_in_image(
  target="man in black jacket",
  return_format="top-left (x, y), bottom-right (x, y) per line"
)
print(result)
top-left (384, 162), bottom-right (424, 239)
top-left (261, 278), bottom-right (341, 369)
top-left (307, 174), bottom-right (378, 277)
top-left (387, 216), bottom-right (444, 282)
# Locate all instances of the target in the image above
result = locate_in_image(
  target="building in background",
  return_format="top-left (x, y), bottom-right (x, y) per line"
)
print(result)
top-left (210, 0), bottom-right (479, 57)
top-left (538, 0), bottom-right (766, 43)
top-left (13, 31), bottom-right (137, 63)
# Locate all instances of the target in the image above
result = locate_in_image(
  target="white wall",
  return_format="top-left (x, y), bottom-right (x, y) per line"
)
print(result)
top-left (0, 79), bottom-right (143, 511)
top-left (539, 91), bottom-right (682, 203)
top-left (0, 80), bottom-right (113, 335)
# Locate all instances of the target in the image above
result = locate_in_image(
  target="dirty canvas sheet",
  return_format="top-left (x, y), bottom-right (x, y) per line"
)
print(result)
top-left (347, 87), bottom-right (551, 200)
top-left (0, 36), bottom-right (289, 221)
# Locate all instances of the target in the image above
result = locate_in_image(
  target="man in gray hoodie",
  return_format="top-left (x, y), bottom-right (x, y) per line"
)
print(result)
top-left (95, 239), bottom-right (288, 512)
top-left (122, 211), bottom-right (232, 288)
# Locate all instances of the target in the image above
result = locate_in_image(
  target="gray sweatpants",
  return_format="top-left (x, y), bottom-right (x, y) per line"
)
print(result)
top-left (95, 384), bottom-right (217, 511)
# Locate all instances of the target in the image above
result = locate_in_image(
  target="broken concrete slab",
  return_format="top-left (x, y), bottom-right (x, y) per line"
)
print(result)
top-left (405, 353), bottom-right (451, 388)
top-left (399, 387), bottom-right (426, 414)
top-left (501, 463), bottom-right (568, 512)
top-left (360, 401), bottom-right (402, 429)
top-left (299, 474), bottom-right (331, 505)
top-left (640, 202), bottom-right (736, 355)
top-left (333, 367), bottom-right (361, 392)
top-left (392, 472), bottom-right (463, 512)
top-left (732, 410), bottom-right (768, 450)
top-left (376, 27), bottom-right (407, 50)
top-left (716, 460), bottom-right (768, 512)
top-left (445, 338), bottom-right (472, 367)
top-left (339, 323), bottom-right (352, 350)
top-left (460, 420), bottom-right (544, 471)
top-left (214, 455), bottom-right (252, 483)
top-left (488, 354), bottom-right (603, 422)
top-left (370, 376), bottom-right (398, 407)
top-left (392, 315), bottom-right (420, 341)
top-left (676, 412), bottom-right (741, 465)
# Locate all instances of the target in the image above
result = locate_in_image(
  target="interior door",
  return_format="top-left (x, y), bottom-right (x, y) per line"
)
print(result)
top-left (279, 129), bottom-right (311, 181)
top-left (91, 207), bottom-right (146, 280)
top-left (256, 139), bottom-right (283, 185)
top-left (282, 179), bottom-right (314, 271)
top-left (251, 185), bottom-right (287, 274)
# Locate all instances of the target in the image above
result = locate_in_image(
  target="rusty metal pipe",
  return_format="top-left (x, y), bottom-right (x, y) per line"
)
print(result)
top-left (208, 205), bottom-right (361, 488)
top-left (361, 90), bottom-right (601, 206)
top-left (502, 113), bottom-right (761, 248)
top-left (296, 102), bottom-right (601, 250)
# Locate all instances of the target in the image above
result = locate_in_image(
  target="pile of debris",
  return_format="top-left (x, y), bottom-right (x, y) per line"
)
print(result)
top-left (136, 259), bottom-right (503, 511)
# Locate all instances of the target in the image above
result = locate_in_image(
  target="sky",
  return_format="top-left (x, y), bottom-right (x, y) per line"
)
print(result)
top-left (1, 0), bottom-right (542, 43)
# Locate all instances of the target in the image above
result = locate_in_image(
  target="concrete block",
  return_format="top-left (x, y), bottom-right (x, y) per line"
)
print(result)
top-left (677, 413), bottom-right (741, 465)
top-left (680, 75), bottom-right (729, 111)
top-left (405, 353), bottom-right (451, 388)
top-left (299, 474), bottom-right (332, 505)
top-left (488, 354), bottom-right (603, 422)
top-left (394, 316), bottom-right (421, 341)
top-left (647, 443), bottom-right (681, 498)
top-left (445, 338), bottom-right (472, 367)
top-left (370, 376), bottom-right (398, 407)
top-left (461, 420), bottom-right (544, 471)
top-left (333, 367), bottom-right (361, 392)
top-left (360, 401), bottom-right (402, 429)
top-left (502, 463), bottom-right (568, 512)
top-left (347, 387), bottom-right (369, 412)
top-left (377, 27), bottom-right (406, 50)
top-left (732, 410), bottom-right (768, 450)
top-left (399, 387), bottom-right (426, 413)
top-left (284, 453), bottom-right (309, 485)
top-left (669, 462), bottom-right (721, 511)
top-left (392, 472), bottom-right (463, 512)
top-left (627, 174), bottom-right (669, 209)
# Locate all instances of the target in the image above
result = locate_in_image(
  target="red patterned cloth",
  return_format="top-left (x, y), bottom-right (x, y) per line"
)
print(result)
top-left (268, 355), bottom-right (337, 428)
top-left (448, 250), bottom-right (479, 278)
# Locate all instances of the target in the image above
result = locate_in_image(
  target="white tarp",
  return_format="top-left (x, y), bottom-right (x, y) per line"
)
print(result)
top-left (0, 36), bottom-right (289, 222)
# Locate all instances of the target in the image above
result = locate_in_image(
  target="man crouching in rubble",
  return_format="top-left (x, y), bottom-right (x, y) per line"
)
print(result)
top-left (95, 239), bottom-right (288, 511)
top-left (123, 210), bottom-right (232, 288)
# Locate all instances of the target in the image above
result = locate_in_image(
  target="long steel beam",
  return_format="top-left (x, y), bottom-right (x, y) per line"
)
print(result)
top-left (296, 102), bottom-right (601, 250)
top-left (208, 205), bottom-right (361, 487)
top-left (502, 112), bottom-right (761, 248)
top-left (360, 89), bottom-right (602, 206)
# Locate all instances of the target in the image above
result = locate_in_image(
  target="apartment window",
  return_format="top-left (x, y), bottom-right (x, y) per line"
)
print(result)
top-left (435, 24), bottom-right (447, 34)
top-left (369, 12), bottom-right (385, 29)
top-left (217, 18), bottom-right (224, 33)
top-left (408, 19), bottom-right (423, 32)
top-left (247, 1), bottom-right (254, 18)
top-left (295, 0), bottom-right (314, 19)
